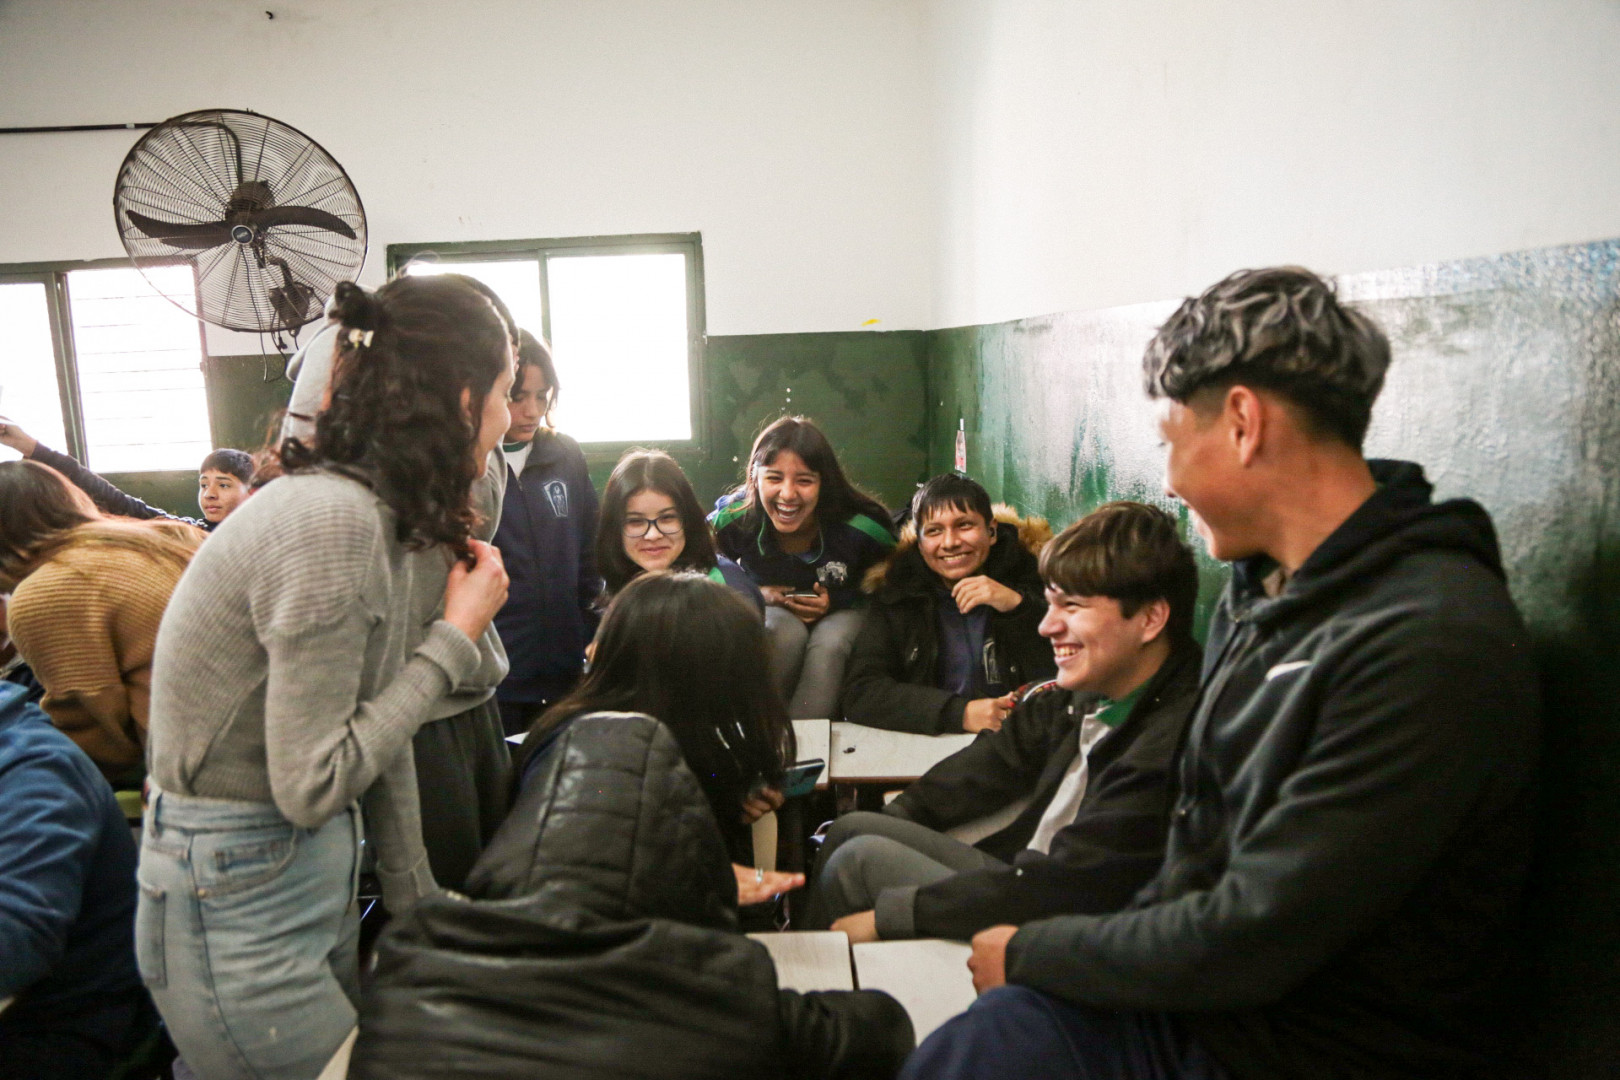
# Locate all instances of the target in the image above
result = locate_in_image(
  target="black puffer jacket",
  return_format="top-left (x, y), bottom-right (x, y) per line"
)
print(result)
top-left (840, 509), bottom-right (1055, 734)
top-left (351, 712), bottom-right (913, 1080)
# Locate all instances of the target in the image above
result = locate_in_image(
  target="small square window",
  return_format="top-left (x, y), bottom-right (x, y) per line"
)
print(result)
top-left (392, 234), bottom-right (703, 452)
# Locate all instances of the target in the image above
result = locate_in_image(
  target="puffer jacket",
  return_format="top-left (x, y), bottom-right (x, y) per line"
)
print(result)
top-left (352, 712), bottom-right (914, 1080)
top-left (840, 507), bottom-right (1055, 734)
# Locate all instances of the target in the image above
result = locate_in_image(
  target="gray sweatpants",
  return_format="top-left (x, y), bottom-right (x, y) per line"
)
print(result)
top-left (801, 811), bottom-right (1006, 932)
top-left (765, 606), bottom-right (868, 720)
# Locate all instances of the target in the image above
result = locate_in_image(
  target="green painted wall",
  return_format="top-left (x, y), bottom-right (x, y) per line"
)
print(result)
top-left (925, 239), bottom-right (1620, 1078)
top-left (114, 330), bottom-right (931, 520)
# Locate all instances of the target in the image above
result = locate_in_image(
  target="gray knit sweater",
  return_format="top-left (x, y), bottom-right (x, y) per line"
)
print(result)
top-left (147, 471), bottom-right (498, 908)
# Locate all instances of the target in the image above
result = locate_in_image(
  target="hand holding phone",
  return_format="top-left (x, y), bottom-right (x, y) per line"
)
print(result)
top-left (780, 758), bottom-right (826, 798)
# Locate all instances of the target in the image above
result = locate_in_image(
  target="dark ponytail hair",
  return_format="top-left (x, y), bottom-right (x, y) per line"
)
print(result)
top-left (279, 276), bottom-right (511, 558)
top-left (727, 415), bottom-right (890, 536)
top-left (597, 449), bottom-right (718, 598)
top-left (516, 571), bottom-right (793, 834)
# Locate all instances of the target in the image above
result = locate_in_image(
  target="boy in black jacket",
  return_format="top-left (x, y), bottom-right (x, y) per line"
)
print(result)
top-left (841, 474), bottom-right (1055, 734)
top-left (906, 267), bottom-right (1540, 1080)
top-left (805, 502), bottom-right (1201, 944)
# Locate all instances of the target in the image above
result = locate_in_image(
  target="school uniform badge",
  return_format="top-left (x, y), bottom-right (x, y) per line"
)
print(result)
top-left (544, 480), bottom-right (570, 518)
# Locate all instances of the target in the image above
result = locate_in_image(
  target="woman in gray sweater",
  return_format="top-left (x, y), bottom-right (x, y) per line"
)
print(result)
top-left (138, 275), bottom-right (514, 1080)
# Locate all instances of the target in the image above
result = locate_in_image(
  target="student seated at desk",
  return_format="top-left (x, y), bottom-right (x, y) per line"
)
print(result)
top-left (802, 502), bottom-right (1200, 943)
top-left (352, 573), bottom-right (914, 1079)
top-left (841, 473), bottom-right (1053, 735)
top-left (905, 268), bottom-right (1540, 1080)
top-left (598, 448), bottom-right (765, 615)
top-left (712, 416), bottom-right (895, 719)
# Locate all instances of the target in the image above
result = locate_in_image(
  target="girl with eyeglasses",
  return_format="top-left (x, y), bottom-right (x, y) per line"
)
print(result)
top-left (490, 329), bottom-right (603, 737)
top-left (597, 449), bottom-right (764, 614)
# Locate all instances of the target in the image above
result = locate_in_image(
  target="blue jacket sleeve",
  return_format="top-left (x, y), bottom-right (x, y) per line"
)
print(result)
top-left (29, 442), bottom-right (207, 529)
top-left (0, 741), bottom-right (100, 997)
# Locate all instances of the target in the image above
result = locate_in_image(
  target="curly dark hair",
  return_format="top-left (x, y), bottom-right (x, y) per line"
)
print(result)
top-left (597, 449), bottom-right (719, 599)
top-left (1142, 266), bottom-right (1391, 448)
top-left (279, 276), bottom-right (511, 558)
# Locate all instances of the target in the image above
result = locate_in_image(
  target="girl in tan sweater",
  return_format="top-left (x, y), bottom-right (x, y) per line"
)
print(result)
top-left (0, 460), bottom-right (203, 785)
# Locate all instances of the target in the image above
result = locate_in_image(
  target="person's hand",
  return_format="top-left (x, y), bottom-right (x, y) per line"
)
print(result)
top-left (759, 585), bottom-right (791, 607)
top-left (742, 785), bottom-right (785, 824)
top-left (0, 416), bottom-right (38, 457)
top-left (951, 575), bottom-right (1022, 614)
top-left (968, 925), bottom-right (1018, 994)
top-left (831, 909), bottom-right (881, 944)
top-left (734, 863), bottom-right (805, 906)
top-left (443, 539), bottom-right (509, 641)
top-left (781, 583), bottom-right (830, 625)
top-left (962, 693), bottom-right (1016, 733)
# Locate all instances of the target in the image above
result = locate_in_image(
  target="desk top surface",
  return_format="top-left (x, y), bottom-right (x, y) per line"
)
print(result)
top-left (747, 930), bottom-right (854, 993)
top-left (829, 723), bottom-right (975, 782)
top-left (852, 939), bottom-right (977, 1042)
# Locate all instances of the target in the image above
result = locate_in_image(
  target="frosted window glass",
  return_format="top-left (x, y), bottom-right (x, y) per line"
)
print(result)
top-left (0, 282), bottom-right (68, 461)
top-left (403, 260), bottom-right (543, 342)
top-left (546, 253), bottom-right (690, 443)
top-left (68, 265), bottom-right (210, 473)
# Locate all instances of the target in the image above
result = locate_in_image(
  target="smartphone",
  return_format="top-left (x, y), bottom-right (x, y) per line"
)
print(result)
top-left (780, 758), bottom-right (826, 798)
top-left (785, 587), bottom-right (819, 598)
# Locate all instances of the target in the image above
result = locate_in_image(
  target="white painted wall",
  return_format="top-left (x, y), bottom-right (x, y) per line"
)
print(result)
top-left (0, 0), bottom-right (933, 341)
top-left (925, 0), bottom-right (1620, 328)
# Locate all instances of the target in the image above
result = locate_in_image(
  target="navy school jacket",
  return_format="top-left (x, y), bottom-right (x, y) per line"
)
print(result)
top-left (492, 432), bottom-right (602, 705)
top-left (710, 493), bottom-right (895, 613)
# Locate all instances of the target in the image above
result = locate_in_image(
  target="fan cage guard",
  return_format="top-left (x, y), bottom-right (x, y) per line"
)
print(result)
top-left (113, 109), bottom-right (367, 333)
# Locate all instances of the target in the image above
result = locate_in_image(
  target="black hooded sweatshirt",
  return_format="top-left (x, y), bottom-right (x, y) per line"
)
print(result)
top-left (1005, 461), bottom-right (1541, 1080)
top-left (352, 713), bottom-right (914, 1080)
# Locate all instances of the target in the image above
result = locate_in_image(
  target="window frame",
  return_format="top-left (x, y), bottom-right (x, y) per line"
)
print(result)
top-left (386, 232), bottom-right (708, 465)
top-left (0, 256), bottom-right (212, 468)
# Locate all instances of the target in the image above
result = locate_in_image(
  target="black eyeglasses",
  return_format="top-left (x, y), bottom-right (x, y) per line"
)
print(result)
top-left (623, 512), bottom-right (684, 539)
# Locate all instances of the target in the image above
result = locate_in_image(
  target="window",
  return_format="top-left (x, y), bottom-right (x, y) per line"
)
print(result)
top-left (0, 261), bottom-right (210, 472)
top-left (389, 234), bottom-right (704, 449)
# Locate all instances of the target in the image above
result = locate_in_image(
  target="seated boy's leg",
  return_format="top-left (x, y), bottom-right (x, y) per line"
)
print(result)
top-left (900, 985), bottom-right (1229, 1080)
top-left (790, 608), bottom-right (866, 719)
top-left (803, 811), bottom-right (1002, 929)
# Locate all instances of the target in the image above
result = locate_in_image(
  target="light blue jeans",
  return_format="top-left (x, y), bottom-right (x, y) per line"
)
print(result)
top-left (765, 606), bottom-right (868, 719)
top-left (136, 788), bottom-right (362, 1080)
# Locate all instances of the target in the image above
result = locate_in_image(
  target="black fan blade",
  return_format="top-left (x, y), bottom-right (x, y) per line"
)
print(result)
top-left (125, 209), bottom-right (234, 250)
top-left (244, 205), bottom-right (358, 239)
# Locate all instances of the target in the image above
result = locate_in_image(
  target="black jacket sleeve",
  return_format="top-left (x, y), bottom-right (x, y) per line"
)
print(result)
top-left (883, 691), bottom-right (1064, 831)
top-left (573, 449), bottom-right (602, 636)
top-left (29, 442), bottom-right (206, 528)
top-left (908, 688), bottom-right (1190, 941)
top-left (840, 604), bottom-right (967, 735)
top-left (777, 988), bottom-right (914, 1080)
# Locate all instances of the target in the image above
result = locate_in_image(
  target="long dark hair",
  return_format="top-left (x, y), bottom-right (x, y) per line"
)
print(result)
top-left (279, 276), bottom-right (511, 559)
top-left (0, 460), bottom-right (200, 591)
top-left (597, 449), bottom-right (718, 597)
top-left (516, 571), bottom-right (793, 827)
top-left (726, 415), bottom-right (889, 536)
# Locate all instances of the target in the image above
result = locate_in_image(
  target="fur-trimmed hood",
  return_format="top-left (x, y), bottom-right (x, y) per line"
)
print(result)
top-left (862, 504), bottom-right (1051, 599)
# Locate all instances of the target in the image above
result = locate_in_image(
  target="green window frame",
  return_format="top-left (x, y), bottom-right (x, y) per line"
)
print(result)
top-left (387, 232), bottom-right (707, 464)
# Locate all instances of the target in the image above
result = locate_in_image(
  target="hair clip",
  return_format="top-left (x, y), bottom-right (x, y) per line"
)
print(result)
top-left (347, 327), bottom-right (374, 349)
